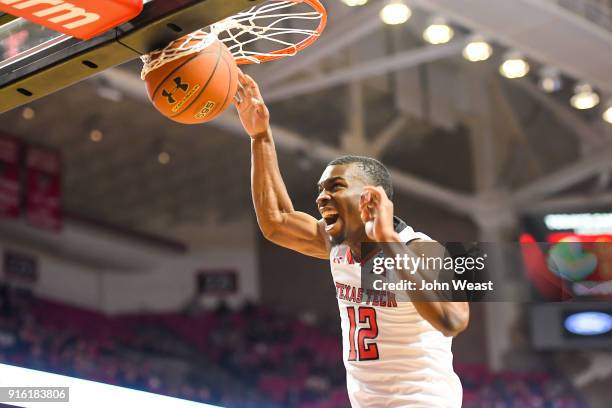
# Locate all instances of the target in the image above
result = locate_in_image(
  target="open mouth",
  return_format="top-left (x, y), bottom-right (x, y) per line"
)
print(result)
top-left (321, 209), bottom-right (342, 233)
top-left (324, 214), bottom-right (339, 226)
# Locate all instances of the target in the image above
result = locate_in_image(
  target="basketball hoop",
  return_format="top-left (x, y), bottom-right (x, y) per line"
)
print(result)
top-left (141, 0), bottom-right (327, 79)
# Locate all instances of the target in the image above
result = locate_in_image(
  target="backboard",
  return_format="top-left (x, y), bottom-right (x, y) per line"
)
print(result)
top-left (0, 0), bottom-right (266, 113)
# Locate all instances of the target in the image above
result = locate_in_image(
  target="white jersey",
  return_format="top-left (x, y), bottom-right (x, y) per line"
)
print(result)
top-left (329, 224), bottom-right (462, 408)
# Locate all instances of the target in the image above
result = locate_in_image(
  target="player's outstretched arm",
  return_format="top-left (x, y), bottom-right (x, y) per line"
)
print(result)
top-left (235, 70), bottom-right (329, 260)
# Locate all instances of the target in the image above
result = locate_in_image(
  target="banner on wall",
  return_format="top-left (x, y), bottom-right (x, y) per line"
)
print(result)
top-left (0, 136), bottom-right (22, 219)
top-left (3, 250), bottom-right (38, 283)
top-left (25, 146), bottom-right (62, 231)
top-left (197, 270), bottom-right (238, 295)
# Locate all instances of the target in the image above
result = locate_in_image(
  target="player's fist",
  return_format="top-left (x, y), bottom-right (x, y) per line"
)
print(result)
top-left (235, 70), bottom-right (270, 139)
top-left (360, 186), bottom-right (398, 242)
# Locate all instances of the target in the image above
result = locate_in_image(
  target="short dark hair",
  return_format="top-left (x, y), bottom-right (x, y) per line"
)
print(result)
top-left (328, 155), bottom-right (393, 200)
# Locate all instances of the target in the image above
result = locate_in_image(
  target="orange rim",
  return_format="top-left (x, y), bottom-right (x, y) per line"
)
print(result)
top-left (234, 0), bottom-right (327, 65)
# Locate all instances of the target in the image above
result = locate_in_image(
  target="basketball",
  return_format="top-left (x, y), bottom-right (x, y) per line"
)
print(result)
top-left (144, 37), bottom-right (238, 124)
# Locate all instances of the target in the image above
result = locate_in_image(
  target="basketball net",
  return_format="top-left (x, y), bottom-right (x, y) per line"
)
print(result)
top-left (141, 0), bottom-right (326, 79)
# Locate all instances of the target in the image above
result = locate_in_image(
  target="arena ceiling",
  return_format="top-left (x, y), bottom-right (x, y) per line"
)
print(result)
top-left (1, 0), bottom-right (611, 238)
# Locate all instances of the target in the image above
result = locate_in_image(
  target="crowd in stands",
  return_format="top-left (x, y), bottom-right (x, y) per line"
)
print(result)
top-left (0, 285), bottom-right (588, 408)
top-left (459, 364), bottom-right (588, 408)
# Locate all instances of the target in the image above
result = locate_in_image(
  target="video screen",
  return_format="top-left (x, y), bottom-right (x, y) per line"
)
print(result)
top-left (521, 209), bottom-right (612, 301)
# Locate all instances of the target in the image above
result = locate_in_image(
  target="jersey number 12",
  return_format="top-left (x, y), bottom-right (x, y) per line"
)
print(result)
top-left (347, 306), bottom-right (379, 361)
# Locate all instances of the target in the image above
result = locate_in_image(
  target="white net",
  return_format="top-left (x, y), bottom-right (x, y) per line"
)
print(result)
top-left (141, 0), bottom-right (324, 79)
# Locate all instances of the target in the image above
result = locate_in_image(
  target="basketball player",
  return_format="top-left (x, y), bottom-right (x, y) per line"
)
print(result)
top-left (235, 70), bottom-right (469, 407)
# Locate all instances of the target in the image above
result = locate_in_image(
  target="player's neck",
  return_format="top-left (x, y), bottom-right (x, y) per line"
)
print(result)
top-left (346, 232), bottom-right (376, 261)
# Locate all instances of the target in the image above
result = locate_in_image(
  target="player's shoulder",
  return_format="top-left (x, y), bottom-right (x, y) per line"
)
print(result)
top-left (406, 238), bottom-right (446, 260)
top-left (394, 217), bottom-right (431, 242)
top-left (395, 217), bottom-right (444, 256)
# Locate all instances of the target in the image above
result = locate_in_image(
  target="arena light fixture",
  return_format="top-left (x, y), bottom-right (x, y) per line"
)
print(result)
top-left (341, 0), bottom-right (368, 6)
top-left (22, 106), bottom-right (35, 119)
top-left (500, 51), bottom-right (529, 79)
top-left (462, 37), bottom-right (492, 62)
top-left (380, 1), bottom-right (412, 25)
top-left (604, 102), bottom-right (612, 124)
top-left (539, 66), bottom-right (562, 93)
top-left (423, 17), bottom-right (454, 45)
top-left (90, 129), bottom-right (103, 142)
top-left (570, 83), bottom-right (600, 110)
top-left (158, 151), bottom-right (171, 165)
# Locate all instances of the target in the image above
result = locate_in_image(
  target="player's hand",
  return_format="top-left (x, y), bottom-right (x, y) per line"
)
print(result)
top-left (235, 69), bottom-right (270, 139)
top-left (360, 186), bottom-right (398, 242)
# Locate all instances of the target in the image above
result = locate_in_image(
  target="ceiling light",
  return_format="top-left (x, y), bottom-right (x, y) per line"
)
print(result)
top-left (539, 67), bottom-right (562, 93)
top-left (89, 129), bottom-right (103, 142)
top-left (570, 83), bottom-right (599, 110)
top-left (462, 37), bottom-right (492, 62)
top-left (423, 18), bottom-right (454, 45)
top-left (22, 107), bottom-right (35, 120)
top-left (158, 151), bottom-right (171, 165)
top-left (500, 52), bottom-right (529, 79)
top-left (380, 1), bottom-right (411, 25)
top-left (341, 0), bottom-right (368, 6)
top-left (603, 103), bottom-right (612, 124)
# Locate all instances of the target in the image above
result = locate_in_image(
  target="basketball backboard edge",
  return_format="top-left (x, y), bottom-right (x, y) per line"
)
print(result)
top-left (0, 0), bottom-right (266, 113)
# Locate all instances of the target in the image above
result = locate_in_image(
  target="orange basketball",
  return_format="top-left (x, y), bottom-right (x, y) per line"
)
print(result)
top-left (144, 38), bottom-right (238, 124)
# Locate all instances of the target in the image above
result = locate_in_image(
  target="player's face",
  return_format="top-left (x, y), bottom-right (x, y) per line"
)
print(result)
top-left (316, 164), bottom-right (370, 243)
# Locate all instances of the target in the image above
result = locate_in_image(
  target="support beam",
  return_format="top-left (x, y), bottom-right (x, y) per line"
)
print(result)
top-left (410, 0), bottom-right (612, 93)
top-left (511, 76), bottom-right (606, 155)
top-left (491, 77), bottom-right (543, 177)
top-left (213, 113), bottom-right (476, 214)
top-left (511, 144), bottom-right (612, 206)
top-left (264, 39), bottom-right (467, 103)
top-left (340, 79), bottom-right (369, 154)
top-left (370, 116), bottom-right (407, 158)
top-left (523, 192), bottom-right (612, 213)
top-left (256, 0), bottom-right (385, 87)
top-left (465, 64), bottom-right (497, 192)
top-left (99, 69), bottom-right (477, 215)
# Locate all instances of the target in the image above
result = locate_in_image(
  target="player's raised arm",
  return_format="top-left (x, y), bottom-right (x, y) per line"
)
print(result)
top-left (360, 186), bottom-right (470, 337)
top-left (235, 71), bottom-right (330, 259)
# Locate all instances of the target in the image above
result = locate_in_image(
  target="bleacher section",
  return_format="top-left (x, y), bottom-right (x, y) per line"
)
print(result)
top-left (0, 293), bottom-right (588, 408)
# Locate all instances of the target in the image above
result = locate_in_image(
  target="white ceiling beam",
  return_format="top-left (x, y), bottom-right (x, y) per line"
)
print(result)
top-left (512, 78), bottom-right (607, 154)
top-left (264, 39), bottom-right (467, 103)
top-left (370, 116), bottom-right (408, 158)
top-left (491, 77), bottom-right (543, 176)
top-left (511, 144), bottom-right (612, 206)
top-left (212, 112), bottom-right (476, 214)
top-left (522, 191), bottom-right (612, 213)
top-left (340, 80), bottom-right (369, 154)
top-left (464, 64), bottom-right (498, 193)
top-left (410, 0), bottom-right (612, 92)
top-left (99, 69), bottom-right (477, 214)
top-left (256, 0), bottom-right (386, 88)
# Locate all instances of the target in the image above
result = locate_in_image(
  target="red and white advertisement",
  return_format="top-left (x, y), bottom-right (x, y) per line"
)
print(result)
top-left (0, 135), bottom-right (22, 219)
top-left (25, 146), bottom-right (62, 231)
top-left (0, 0), bottom-right (143, 40)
